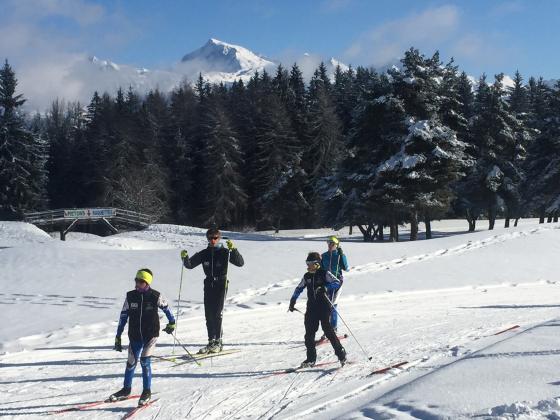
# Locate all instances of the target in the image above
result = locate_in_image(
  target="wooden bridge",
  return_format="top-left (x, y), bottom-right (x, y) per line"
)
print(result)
top-left (24, 208), bottom-right (153, 240)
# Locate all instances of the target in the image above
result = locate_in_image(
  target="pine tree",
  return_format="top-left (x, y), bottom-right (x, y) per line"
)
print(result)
top-left (524, 80), bottom-right (560, 222)
top-left (287, 63), bottom-right (307, 140)
top-left (464, 74), bottom-right (528, 230)
top-left (196, 92), bottom-right (247, 227)
top-left (329, 72), bottom-right (408, 241)
top-left (389, 50), bottom-right (468, 239)
top-left (253, 93), bottom-right (308, 230)
top-left (0, 60), bottom-right (47, 219)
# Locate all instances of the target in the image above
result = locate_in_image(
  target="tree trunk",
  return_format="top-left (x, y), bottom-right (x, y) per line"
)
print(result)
top-left (514, 218), bottom-right (519, 227)
top-left (389, 223), bottom-right (396, 242)
top-left (504, 217), bottom-right (510, 228)
top-left (554, 213), bottom-right (558, 223)
top-left (425, 218), bottom-right (432, 239)
top-left (466, 209), bottom-right (476, 232)
top-left (410, 211), bottom-right (418, 241)
top-left (378, 224), bottom-right (384, 242)
top-left (395, 222), bottom-right (399, 242)
top-left (349, 225), bottom-right (353, 235)
top-left (547, 215), bottom-right (553, 223)
top-left (488, 207), bottom-right (496, 230)
top-left (357, 224), bottom-right (374, 242)
top-left (539, 206), bottom-right (545, 223)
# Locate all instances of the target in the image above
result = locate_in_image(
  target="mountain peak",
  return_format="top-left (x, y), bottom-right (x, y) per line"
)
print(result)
top-left (180, 38), bottom-right (274, 77)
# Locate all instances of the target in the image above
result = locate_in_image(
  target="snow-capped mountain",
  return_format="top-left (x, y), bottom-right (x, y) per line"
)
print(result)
top-left (179, 38), bottom-right (275, 82)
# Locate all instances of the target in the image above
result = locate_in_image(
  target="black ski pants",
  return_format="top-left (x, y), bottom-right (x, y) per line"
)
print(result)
top-left (304, 297), bottom-right (344, 362)
top-left (204, 279), bottom-right (228, 341)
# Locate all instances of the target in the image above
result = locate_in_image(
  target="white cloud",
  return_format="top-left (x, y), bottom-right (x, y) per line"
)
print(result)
top-left (0, 0), bottom-right (139, 111)
top-left (342, 4), bottom-right (517, 76)
top-left (343, 5), bottom-right (460, 68)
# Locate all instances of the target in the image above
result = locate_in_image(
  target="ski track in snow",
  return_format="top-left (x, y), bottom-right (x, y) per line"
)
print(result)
top-left (2, 221), bottom-right (560, 418)
top-left (3, 280), bottom-right (560, 419)
top-left (226, 224), bottom-right (560, 306)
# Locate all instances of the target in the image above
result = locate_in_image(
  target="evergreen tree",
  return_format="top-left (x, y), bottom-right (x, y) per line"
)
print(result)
top-left (253, 94), bottom-right (308, 230)
top-left (196, 93), bottom-right (247, 227)
top-left (287, 63), bottom-right (307, 140)
top-left (463, 74), bottom-right (528, 230)
top-left (0, 60), bottom-right (47, 218)
top-left (524, 80), bottom-right (560, 222)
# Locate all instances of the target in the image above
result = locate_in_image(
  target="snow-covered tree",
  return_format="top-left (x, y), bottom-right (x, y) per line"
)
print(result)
top-left (0, 60), bottom-right (47, 219)
top-left (196, 93), bottom-right (247, 227)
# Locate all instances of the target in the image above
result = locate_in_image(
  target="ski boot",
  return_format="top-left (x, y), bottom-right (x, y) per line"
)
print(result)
top-left (338, 347), bottom-right (347, 367)
top-left (208, 339), bottom-right (222, 353)
top-left (106, 387), bottom-right (131, 402)
top-left (198, 340), bottom-right (213, 354)
top-left (138, 389), bottom-right (151, 406)
top-left (299, 360), bottom-right (316, 368)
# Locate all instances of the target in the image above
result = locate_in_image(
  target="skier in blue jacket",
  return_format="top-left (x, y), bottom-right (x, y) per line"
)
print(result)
top-left (321, 236), bottom-right (348, 335)
top-left (108, 268), bottom-right (176, 406)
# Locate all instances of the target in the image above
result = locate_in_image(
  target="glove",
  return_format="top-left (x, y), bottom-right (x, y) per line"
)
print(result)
top-left (338, 247), bottom-right (344, 256)
top-left (163, 323), bottom-right (176, 334)
top-left (114, 336), bottom-right (122, 352)
top-left (226, 239), bottom-right (235, 250)
top-left (180, 250), bottom-right (188, 259)
top-left (288, 298), bottom-right (296, 312)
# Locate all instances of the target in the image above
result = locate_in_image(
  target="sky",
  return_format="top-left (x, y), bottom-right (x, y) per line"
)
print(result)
top-left (1, 0), bottom-right (559, 109)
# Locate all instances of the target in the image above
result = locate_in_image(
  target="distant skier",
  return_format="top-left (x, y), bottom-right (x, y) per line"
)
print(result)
top-left (181, 228), bottom-right (244, 354)
top-left (321, 236), bottom-right (348, 335)
top-left (289, 252), bottom-right (347, 367)
top-left (109, 268), bottom-right (176, 406)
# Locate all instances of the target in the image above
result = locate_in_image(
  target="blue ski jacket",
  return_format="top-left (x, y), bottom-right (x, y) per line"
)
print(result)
top-left (321, 250), bottom-right (348, 279)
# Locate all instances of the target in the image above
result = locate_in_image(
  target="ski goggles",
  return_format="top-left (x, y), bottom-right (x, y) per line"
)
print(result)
top-left (306, 260), bottom-right (320, 266)
top-left (207, 236), bottom-right (220, 240)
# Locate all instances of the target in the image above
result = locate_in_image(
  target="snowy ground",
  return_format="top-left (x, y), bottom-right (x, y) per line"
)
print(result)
top-left (1, 219), bottom-right (560, 419)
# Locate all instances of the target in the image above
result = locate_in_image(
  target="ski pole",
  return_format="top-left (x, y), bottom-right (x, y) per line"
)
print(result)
top-left (172, 333), bottom-right (201, 366)
top-left (324, 292), bottom-right (372, 361)
top-left (219, 236), bottom-right (231, 343)
top-left (172, 262), bottom-right (185, 356)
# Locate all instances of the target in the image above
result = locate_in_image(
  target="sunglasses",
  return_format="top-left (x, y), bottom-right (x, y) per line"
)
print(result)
top-left (327, 241), bottom-right (337, 245)
top-left (134, 278), bottom-right (146, 283)
top-left (207, 236), bottom-right (220, 240)
top-left (306, 261), bottom-right (320, 265)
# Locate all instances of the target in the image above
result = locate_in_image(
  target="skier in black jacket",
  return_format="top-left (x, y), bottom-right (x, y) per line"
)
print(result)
top-left (181, 228), bottom-right (244, 354)
top-left (109, 268), bottom-right (176, 406)
top-left (289, 252), bottom-right (347, 367)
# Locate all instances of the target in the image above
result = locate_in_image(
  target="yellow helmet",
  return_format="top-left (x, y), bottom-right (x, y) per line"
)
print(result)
top-left (327, 236), bottom-right (339, 245)
top-left (135, 268), bottom-right (153, 285)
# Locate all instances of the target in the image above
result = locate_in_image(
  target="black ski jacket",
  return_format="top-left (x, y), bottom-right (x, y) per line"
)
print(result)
top-left (116, 288), bottom-right (175, 341)
top-left (183, 245), bottom-right (244, 286)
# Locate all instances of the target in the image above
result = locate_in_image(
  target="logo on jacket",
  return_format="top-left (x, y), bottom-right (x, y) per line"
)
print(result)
top-left (130, 302), bottom-right (139, 309)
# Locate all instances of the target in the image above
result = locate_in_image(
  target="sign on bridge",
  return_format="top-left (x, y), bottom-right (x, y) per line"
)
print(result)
top-left (63, 208), bottom-right (116, 219)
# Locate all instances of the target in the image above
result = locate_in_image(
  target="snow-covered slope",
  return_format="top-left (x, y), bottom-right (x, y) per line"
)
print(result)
top-left (2, 219), bottom-right (560, 419)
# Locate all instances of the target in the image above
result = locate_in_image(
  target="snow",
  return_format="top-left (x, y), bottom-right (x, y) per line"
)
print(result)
top-left (2, 219), bottom-right (560, 418)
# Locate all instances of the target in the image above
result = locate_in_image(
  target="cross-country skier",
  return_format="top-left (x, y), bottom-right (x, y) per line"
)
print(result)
top-left (321, 236), bottom-right (348, 336)
top-left (108, 268), bottom-right (176, 406)
top-left (181, 228), bottom-right (244, 354)
top-left (289, 252), bottom-right (347, 367)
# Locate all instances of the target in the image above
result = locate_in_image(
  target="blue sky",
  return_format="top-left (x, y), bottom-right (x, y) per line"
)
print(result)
top-left (1, 0), bottom-right (559, 108)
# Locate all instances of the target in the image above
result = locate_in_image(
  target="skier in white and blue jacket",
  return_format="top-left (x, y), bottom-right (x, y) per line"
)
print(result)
top-left (321, 236), bottom-right (348, 333)
top-left (108, 268), bottom-right (176, 407)
top-left (289, 252), bottom-right (347, 367)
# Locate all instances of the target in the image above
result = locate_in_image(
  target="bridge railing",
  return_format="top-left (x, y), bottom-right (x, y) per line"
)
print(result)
top-left (24, 208), bottom-right (154, 227)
